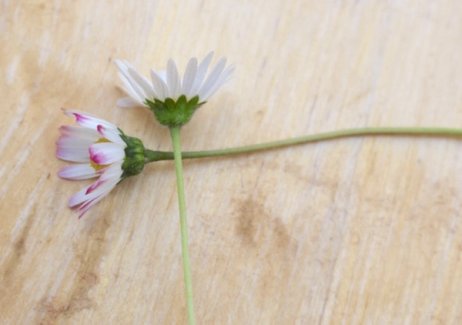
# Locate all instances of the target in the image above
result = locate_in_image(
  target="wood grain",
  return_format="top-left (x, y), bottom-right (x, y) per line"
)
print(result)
top-left (2, 1), bottom-right (462, 324)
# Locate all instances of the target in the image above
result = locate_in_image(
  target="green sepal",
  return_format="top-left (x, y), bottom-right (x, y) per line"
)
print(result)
top-left (145, 95), bottom-right (204, 127)
top-left (119, 130), bottom-right (146, 179)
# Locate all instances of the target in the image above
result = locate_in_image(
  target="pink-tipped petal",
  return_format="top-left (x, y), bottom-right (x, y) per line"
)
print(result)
top-left (56, 147), bottom-right (90, 163)
top-left (89, 142), bottom-right (125, 165)
top-left (77, 194), bottom-right (108, 218)
top-left (63, 109), bottom-right (117, 130)
top-left (68, 177), bottom-right (119, 208)
top-left (59, 125), bottom-right (100, 141)
top-left (96, 125), bottom-right (125, 146)
top-left (57, 136), bottom-right (94, 149)
top-left (85, 179), bottom-right (105, 194)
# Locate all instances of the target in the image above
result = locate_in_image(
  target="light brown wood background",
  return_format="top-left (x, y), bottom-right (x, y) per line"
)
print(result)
top-left (2, 1), bottom-right (462, 324)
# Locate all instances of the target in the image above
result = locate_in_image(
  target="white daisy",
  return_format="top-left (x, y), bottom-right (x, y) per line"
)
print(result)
top-left (56, 109), bottom-right (144, 217)
top-left (114, 52), bottom-right (234, 108)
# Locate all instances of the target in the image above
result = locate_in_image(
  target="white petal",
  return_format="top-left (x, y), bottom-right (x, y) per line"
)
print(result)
top-left (115, 60), bottom-right (148, 103)
top-left (128, 67), bottom-right (155, 98)
top-left (58, 164), bottom-right (99, 180)
top-left (190, 52), bottom-right (214, 95)
top-left (150, 70), bottom-right (168, 100)
top-left (89, 142), bottom-right (125, 164)
top-left (115, 61), bottom-right (142, 91)
top-left (119, 77), bottom-right (145, 103)
top-left (200, 64), bottom-right (234, 100)
top-left (157, 70), bottom-right (167, 83)
top-left (166, 59), bottom-right (181, 99)
top-left (198, 57), bottom-right (227, 100)
top-left (118, 72), bottom-right (146, 104)
top-left (114, 59), bottom-right (130, 74)
top-left (181, 58), bottom-right (198, 97)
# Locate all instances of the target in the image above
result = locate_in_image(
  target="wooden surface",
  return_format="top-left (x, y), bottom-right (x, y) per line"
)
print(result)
top-left (2, 1), bottom-right (462, 324)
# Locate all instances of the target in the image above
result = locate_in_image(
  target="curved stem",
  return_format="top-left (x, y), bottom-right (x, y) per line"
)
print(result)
top-left (145, 127), bottom-right (462, 162)
top-left (170, 126), bottom-right (196, 325)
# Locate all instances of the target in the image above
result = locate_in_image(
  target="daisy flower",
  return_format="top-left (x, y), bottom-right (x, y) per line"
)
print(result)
top-left (114, 52), bottom-right (234, 127)
top-left (57, 109), bottom-right (145, 217)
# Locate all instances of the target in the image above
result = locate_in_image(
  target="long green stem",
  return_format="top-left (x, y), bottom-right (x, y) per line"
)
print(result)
top-left (145, 127), bottom-right (462, 162)
top-left (170, 126), bottom-right (196, 325)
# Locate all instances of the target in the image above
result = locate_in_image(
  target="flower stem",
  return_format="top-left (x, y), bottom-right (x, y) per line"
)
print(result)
top-left (170, 126), bottom-right (196, 325)
top-left (145, 127), bottom-right (462, 162)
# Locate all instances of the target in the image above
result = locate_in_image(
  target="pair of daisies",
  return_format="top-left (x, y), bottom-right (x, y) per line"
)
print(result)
top-left (57, 53), bottom-right (234, 217)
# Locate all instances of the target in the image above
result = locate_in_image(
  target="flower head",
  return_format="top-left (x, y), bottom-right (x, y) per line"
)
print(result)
top-left (115, 52), bottom-right (234, 127)
top-left (57, 109), bottom-right (145, 217)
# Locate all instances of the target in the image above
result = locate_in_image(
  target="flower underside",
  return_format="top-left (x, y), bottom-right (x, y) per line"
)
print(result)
top-left (145, 95), bottom-right (204, 127)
